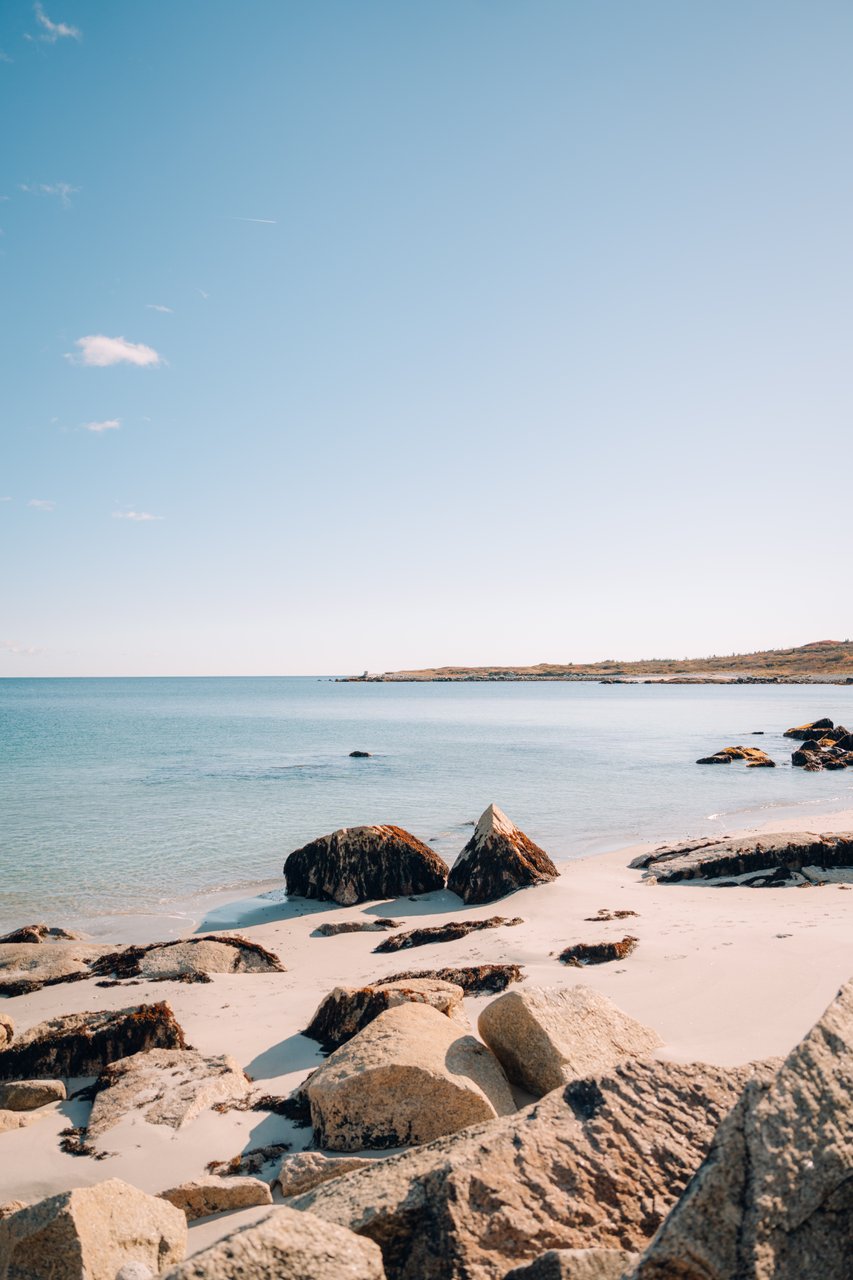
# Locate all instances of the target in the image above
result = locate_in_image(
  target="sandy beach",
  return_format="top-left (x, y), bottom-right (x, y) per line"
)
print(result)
top-left (2, 802), bottom-right (851, 1263)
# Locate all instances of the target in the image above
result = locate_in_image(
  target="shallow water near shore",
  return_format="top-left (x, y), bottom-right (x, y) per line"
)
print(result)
top-left (2, 676), bottom-right (852, 936)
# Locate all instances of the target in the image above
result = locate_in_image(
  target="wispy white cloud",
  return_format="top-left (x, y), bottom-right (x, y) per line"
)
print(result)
top-left (146, 303), bottom-right (173, 313)
top-left (83, 418), bottom-right (121, 433)
top-left (1, 639), bottom-right (45, 656)
top-left (112, 509), bottom-right (163, 522)
top-left (28, 498), bottom-right (55, 511)
top-left (19, 181), bottom-right (79, 208)
top-left (197, 288), bottom-right (209, 300)
top-left (0, 50), bottom-right (12, 64)
top-left (0, 496), bottom-right (12, 502)
top-left (72, 335), bottom-right (162, 368)
top-left (228, 217), bottom-right (277, 225)
top-left (33, 3), bottom-right (80, 43)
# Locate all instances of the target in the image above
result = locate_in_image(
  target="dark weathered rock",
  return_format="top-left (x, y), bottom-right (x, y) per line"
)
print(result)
top-left (313, 919), bottom-right (400, 937)
top-left (89, 934), bottom-right (284, 982)
top-left (630, 980), bottom-right (853, 1280)
top-left (382, 964), bottom-right (524, 995)
top-left (559, 938), bottom-right (637, 967)
top-left (631, 832), bottom-right (853, 886)
top-left (448, 805), bottom-right (559, 905)
top-left (284, 826), bottom-right (448, 906)
top-left (374, 917), bottom-right (523, 954)
top-left (305, 978), bottom-right (465, 1051)
top-left (350, 751), bottom-right (372, 758)
top-left (783, 717), bottom-right (834, 739)
top-left (0, 923), bottom-right (80, 944)
top-left (696, 746), bottom-right (774, 766)
top-left (290, 1056), bottom-right (764, 1280)
top-left (504, 1249), bottom-right (639, 1280)
top-left (0, 1002), bottom-right (186, 1080)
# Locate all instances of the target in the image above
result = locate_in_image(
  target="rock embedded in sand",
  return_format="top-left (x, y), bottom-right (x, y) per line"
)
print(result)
top-left (0, 1079), bottom-right (66, 1110)
top-left (276, 1151), bottom-right (373, 1197)
top-left (631, 979), bottom-right (853, 1279)
top-left (0, 1014), bottom-right (12, 1050)
top-left (0, 1108), bottom-right (45, 1133)
top-left (373, 916), bottom-right (523, 954)
top-left (559, 937), bottom-right (638, 967)
top-left (0, 923), bottom-right (81, 944)
top-left (305, 978), bottom-right (466, 1051)
top-left (447, 805), bottom-right (559, 904)
top-left (88, 1048), bottom-right (249, 1138)
top-left (0, 1178), bottom-right (187, 1280)
top-left (159, 1176), bottom-right (272, 1221)
top-left (0, 941), bottom-right (110, 996)
top-left (632, 831), bottom-right (853, 886)
top-left (159, 1206), bottom-right (386, 1280)
top-left (284, 825), bottom-right (448, 905)
top-left (90, 934), bottom-right (285, 983)
top-left (304, 1001), bottom-right (515, 1151)
top-left (314, 919), bottom-right (400, 936)
top-left (0, 1002), bottom-right (186, 1081)
top-left (504, 1249), bottom-right (639, 1280)
top-left (381, 963), bottom-right (524, 994)
top-left (291, 1055), bottom-right (764, 1280)
top-left (478, 986), bottom-right (662, 1097)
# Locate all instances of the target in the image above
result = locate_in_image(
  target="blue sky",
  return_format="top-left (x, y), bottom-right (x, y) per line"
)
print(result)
top-left (2, 1), bottom-right (852, 675)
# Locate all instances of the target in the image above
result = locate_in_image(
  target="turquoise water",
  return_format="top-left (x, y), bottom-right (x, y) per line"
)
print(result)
top-left (2, 677), bottom-right (852, 935)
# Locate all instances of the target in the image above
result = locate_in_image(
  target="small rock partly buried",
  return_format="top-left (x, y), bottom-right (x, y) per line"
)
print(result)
top-left (0, 1179), bottom-right (187, 1280)
top-left (373, 916), bottom-right (523, 954)
top-left (305, 978), bottom-right (465, 1051)
top-left (504, 1249), bottom-right (639, 1280)
top-left (0, 1109), bottom-right (44, 1133)
top-left (313, 919), bottom-right (400, 937)
top-left (0, 1014), bottom-right (12, 1049)
top-left (0, 1079), bottom-right (66, 1110)
top-left (381, 963), bottom-right (524, 994)
top-left (0, 923), bottom-right (81, 944)
top-left (0, 1002), bottom-right (187, 1080)
top-left (447, 804), bottom-right (559, 904)
top-left (284, 825), bottom-right (448, 905)
top-left (159, 1176), bottom-right (272, 1221)
top-left (584, 909), bottom-right (638, 922)
top-left (0, 941), bottom-right (111, 996)
top-left (276, 1151), bottom-right (373, 1197)
top-left (206, 1142), bottom-right (291, 1178)
top-left (88, 1048), bottom-right (250, 1138)
top-left (304, 1001), bottom-right (515, 1151)
top-left (159, 1206), bottom-right (386, 1280)
top-left (90, 935), bottom-right (285, 982)
top-left (559, 937), bottom-right (638, 967)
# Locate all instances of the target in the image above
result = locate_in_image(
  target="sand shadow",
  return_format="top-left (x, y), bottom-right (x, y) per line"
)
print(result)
top-left (361, 889), bottom-right (466, 918)
top-left (196, 894), bottom-right (335, 933)
top-left (245, 1032), bottom-right (324, 1082)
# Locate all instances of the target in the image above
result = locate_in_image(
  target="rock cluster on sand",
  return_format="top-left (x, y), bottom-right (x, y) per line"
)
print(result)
top-left (159, 1207), bottom-right (386, 1280)
top-left (88, 1048), bottom-right (249, 1138)
top-left (159, 1176), bottom-right (272, 1221)
top-left (284, 825), bottom-right (449, 905)
top-left (290, 1055), bottom-right (760, 1279)
top-left (478, 986), bottom-right (662, 1097)
top-left (276, 1152), bottom-right (373, 1198)
top-left (381, 963), bottom-right (524, 994)
top-left (696, 745), bottom-right (775, 767)
top-left (305, 978), bottom-right (465, 1051)
top-left (302, 1001), bottom-right (515, 1151)
top-left (632, 832), bottom-right (853, 886)
top-left (0, 1002), bottom-right (186, 1080)
top-left (448, 805), bottom-right (559, 904)
top-left (505, 1250), bottom-right (639, 1280)
top-left (373, 916), bottom-right (523, 954)
top-left (629, 980), bottom-right (853, 1280)
top-left (0, 1079), bottom-right (65, 1110)
top-left (0, 1179), bottom-right (187, 1280)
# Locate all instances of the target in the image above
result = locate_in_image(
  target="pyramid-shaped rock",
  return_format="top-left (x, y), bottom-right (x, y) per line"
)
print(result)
top-left (630, 979), bottom-right (853, 1279)
top-left (284, 825), bottom-right (448, 905)
top-left (448, 805), bottom-right (559, 904)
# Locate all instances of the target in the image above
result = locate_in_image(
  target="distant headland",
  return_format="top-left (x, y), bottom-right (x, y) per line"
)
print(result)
top-left (342, 639), bottom-right (853, 684)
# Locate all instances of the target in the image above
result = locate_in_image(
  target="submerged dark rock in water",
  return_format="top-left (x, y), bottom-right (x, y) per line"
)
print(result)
top-left (632, 832), bottom-right (853, 886)
top-left (283, 825), bottom-right (448, 906)
top-left (373, 916), bottom-right (523, 954)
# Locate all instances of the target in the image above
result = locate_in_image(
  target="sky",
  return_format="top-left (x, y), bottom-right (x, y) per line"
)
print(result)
top-left (2, 1), bottom-right (853, 676)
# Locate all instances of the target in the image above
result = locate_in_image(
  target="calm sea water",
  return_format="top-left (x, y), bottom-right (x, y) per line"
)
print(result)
top-left (2, 677), bottom-right (852, 936)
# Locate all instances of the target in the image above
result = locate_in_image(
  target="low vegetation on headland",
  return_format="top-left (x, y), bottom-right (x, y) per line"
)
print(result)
top-left (343, 638), bottom-right (853, 683)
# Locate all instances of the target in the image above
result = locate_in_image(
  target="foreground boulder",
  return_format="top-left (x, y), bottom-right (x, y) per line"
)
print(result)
top-left (0, 941), bottom-right (109, 996)
top-left (290, 1056), bottom-right (762, 1279)
top-left (0, 1179), bottom-right (186, 1280)
top-left (0, 1079), bottom-right (66, 1110)
top-left (160, 1207), bottom-right (386, 1279)
top-left (305, 978), bottom-right (465, 1051)
top-left (88, 1048), bottom-right (249, 1138)
top-left (159, 1176), bottom-right (271, 1221)
top-left (630, 980), bottom-right (853, 1279)
top-left (0, 1002), bottom-right (186, 1080)
top-left (631, 832), bottom-right (853, 886)
top-left (447, 805), bottom-right (559, 904)
top-left (276, 1152), bottom-right (373, 1197)
top-left (304, 1001), bottom-right (515, 1151)
top-left (284, 825), bottom-right (448, 905)
top-left (478, 986), bottom-right (661, 1097)
top-left (505, 1250), bottom-right (639, 1280)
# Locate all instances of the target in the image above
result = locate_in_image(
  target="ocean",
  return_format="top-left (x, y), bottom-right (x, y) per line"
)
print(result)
top-left (2, 677), bottom-right (852, 937)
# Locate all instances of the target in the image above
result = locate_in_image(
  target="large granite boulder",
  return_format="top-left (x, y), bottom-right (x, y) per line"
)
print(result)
top-left (304, 1001), bottom-right (515, 1151)
top-left (0, 941), bottom-right (109, 996)
top-left (0, 1079), bottom-right (66, 1110)
top-left (448, 805), bottom-right (559, 904)
top-left (88, 1048), bottom-right (249, 1138)
top-left (0, 1179), bottom-right (187, 1280)
top-left (0, 1002), bottom-right (186, 1080)
top-left (159, 1207), bottom-right (385, 1279)
top-left (289, 1056), bottom-right (763, 1280)
top-left (478, 986), bottom-right (662, 1097)
top-left (159, 1177), bottom-right (272, 1221)
top-left (276, 1152), bottom-right (373, 1197)
top-left (630, 980), bottom-right (853, 1279)
top-left (305, 978), bottom-right (465, 1050)
top-left (631, 832), bottom-right (853, 886)
top-left (504, 1250), bottom-right (639, 1280)
top-left (284, 825), bottom-right (448, 905)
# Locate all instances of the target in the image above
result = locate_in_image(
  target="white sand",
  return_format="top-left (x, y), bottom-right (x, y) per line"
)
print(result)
top-left (2, 807), bottom-right (851, 1253)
